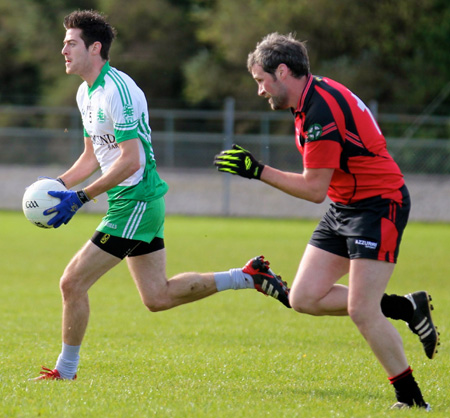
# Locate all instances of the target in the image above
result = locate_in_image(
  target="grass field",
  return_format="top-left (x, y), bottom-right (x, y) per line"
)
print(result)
top-left (0, 210), bottom-right (448, 417)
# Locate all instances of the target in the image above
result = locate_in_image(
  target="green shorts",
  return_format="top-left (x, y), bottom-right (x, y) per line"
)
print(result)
top-left (97, 197), bottom-right (165, 243)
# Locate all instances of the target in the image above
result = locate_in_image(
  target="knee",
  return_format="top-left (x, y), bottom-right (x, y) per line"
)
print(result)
top-left (142, 295), bottom-right (170, 312)
top-left (290, 298), bottom-right (307, 314)
top-left (347, 304), bottom-right (373, 330)
top-left (289, 294), bottom-right (318, 315)
top-left (59, 266), bottom-right (88, 301)
top-left (289, 283), bottom-right (324, 314)
top-left (60, 274), bottom-right (82, 301)
top-left (143, 302), bottom-right (165, 313)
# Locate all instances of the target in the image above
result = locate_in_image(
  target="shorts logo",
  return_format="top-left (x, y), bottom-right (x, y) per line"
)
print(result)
top-left (100, 234), bottom-right (111, 244)
top-left (106, 222), bottom-right (117, 229)
top-left (306, 124), bottom-right (323, 142)
top-left (355, 239), bottom-right (378, 249)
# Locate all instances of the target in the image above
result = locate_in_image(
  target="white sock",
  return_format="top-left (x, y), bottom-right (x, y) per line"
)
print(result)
top-left (214, 268), bottom-right (254, 291)
top-left (55, 343), bottom-right (80, 379)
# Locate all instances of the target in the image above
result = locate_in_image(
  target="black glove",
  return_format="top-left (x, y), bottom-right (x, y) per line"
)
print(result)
top-left (214, 144), bottom-right (265, 180)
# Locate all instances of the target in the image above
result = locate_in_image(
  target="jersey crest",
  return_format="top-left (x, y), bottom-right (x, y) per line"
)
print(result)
top-left (97, 107), bottom-right (106, 123)
top-left (306, 124), bottom-right (323, 142)
top-left (123, 104), bottom-right (134, 123)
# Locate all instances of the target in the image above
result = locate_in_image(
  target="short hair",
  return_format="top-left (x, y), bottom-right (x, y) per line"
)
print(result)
top-left (63, 10), bottom-right (116, 61)
top-left (247, 32), bottom-right (310, 79)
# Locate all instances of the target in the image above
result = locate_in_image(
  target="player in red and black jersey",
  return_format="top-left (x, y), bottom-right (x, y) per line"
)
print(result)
top-left (215, 32), bottom-right (438, 410)
top-left (294, 74), bottom-right (404, 204)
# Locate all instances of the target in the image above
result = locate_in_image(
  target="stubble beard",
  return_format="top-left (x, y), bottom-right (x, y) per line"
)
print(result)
top-left (269, 95), bottom-right (289, 111)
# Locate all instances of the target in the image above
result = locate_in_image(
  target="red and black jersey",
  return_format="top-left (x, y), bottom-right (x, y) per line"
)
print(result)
top-left (294, 75), bottom-right (404, 204)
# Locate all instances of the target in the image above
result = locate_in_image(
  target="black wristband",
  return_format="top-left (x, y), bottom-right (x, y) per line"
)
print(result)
top-left (56, 177), bottom-right (66, 187)
top-left (76, 189), bottom-right (91, 204)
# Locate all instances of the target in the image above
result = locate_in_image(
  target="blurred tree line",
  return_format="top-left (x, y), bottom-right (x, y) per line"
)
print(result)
top-left (1, 0), bottom-right (449, 115)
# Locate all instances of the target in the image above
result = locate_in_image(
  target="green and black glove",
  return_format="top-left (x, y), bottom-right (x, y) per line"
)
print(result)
top-left (214, 144), bottom-right (265, 180)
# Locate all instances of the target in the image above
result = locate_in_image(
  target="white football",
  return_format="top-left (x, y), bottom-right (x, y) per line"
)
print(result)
top-left (22, 179), bottom-right (67, 228)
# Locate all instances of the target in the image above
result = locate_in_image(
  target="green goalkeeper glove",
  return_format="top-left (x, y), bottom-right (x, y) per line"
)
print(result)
top-left (214, 144), bottom-right (265, 180)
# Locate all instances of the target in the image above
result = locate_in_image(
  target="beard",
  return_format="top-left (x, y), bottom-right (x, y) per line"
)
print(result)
top-left (268, 91), bottom-right (289, 111)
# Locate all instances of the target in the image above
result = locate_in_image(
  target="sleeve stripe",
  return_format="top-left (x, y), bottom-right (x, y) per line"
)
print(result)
top-left (107, 68), bottom-right (133, 107)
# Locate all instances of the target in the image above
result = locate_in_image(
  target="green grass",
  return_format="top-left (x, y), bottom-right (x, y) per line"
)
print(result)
top-left (0, 210), bottom-right (448, 417)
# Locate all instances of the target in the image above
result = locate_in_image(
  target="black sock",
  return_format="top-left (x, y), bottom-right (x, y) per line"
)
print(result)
top-left (380, 293), bottom-right (414, 322)
top-left (389, 367), bottom-right (427, 407)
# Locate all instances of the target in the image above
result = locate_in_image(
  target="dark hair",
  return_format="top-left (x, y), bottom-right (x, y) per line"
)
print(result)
top-left (63, 10), bottom-right (116, 60)
top-left (247, 32), bottom-right (310, 79)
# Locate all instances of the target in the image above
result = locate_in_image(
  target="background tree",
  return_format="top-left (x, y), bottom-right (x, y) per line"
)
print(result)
top-left (184, 0), bottom-right (450, 113)
top-left (99, 0), bottom-right (199, 108)
top-left (0, 0), bottom-right (449, 116)
top-left (0, 0), bottom-right (48, 104)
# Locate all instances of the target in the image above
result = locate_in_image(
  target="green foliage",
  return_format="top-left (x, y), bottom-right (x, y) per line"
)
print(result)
top-left (0, 211), bottom-right (449, 417)
top-left (186, 0), bottom-right (450, 109)
top-left (100, 0), bottom-right (198, 106)
top-left (185, 0), bottom-right (309, 104)
top-left (0, 0), bottom-right (449, 113)
top-left (0, 0), bottom-right (43, 104)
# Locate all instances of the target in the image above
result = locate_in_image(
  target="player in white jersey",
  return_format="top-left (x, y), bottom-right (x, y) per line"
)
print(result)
top-left (76, 61), bottom-right (169, 241)
top-left (32, 10), bottom-right (290, 381)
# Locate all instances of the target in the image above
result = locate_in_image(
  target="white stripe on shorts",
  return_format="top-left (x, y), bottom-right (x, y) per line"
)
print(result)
top-left (123, 201), bottom-right (147, 240)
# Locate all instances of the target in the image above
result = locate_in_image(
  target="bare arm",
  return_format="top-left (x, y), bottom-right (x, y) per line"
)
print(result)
top-left (260, 166), bottom-right (334, 204)
top-left (82, 138), bottom-right (141, 199)
top-left (58, 137), bottom-right (100, 189)
top-left (214, 144), bottom-right (333, 203)
top-left (59, 137), bottom-right (141, 199)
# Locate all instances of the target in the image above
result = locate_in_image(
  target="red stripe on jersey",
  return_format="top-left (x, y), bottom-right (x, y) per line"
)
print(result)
top-left (297, 75), bottom-right (314, 111)
top-left (315, 86), bottom-right (346, 141)
top-left (345, 133), bottom-right (364, 148)
top-left (322, 123), bottom-right (337, 136)
top-left (346, 131), bottom-right (364, 147)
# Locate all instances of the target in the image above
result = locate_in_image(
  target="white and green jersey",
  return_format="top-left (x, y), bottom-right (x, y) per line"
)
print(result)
top-left (76, 61), bottom-right (168, 202)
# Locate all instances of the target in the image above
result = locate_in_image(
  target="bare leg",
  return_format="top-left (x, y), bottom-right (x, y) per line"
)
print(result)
top-left (289, 245), bottom-right (408, 376)
top-left (127, 248), bottom-right (218, 312)
top-left (60, 241), bottom-right (121, 345)
top-left (289, 245), bottom-right (350, 316)
top-left (348, 259), bottom-right (408, 376)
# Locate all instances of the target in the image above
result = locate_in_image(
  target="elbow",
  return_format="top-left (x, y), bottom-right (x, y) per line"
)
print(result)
top-left (309, 191), bottom-right (327, 204)
top-left (311, 196), bottom-right (326, 204)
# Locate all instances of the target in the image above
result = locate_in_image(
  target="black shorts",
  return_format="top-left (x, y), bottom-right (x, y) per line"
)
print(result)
top-left (91, 231), bottom-right (165, 260)
top-left (309, 185), bottom-right (410, 263)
